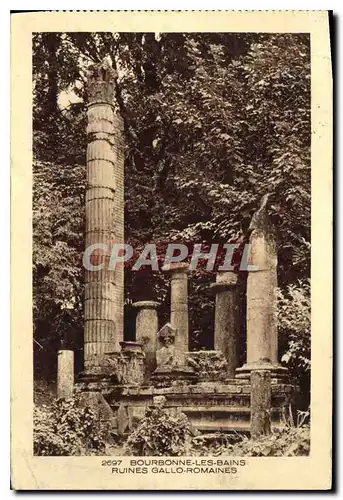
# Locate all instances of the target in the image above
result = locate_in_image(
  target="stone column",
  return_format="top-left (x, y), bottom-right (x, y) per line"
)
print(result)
top-left (211, 271), bottom-right (239, 377)
top-left (236, 195), bottom-right (286, 379)
top-left (246, 197), bottom-right (278, 365)
top-left (57, 350), bottom-right (74, 399)
top-left (251, 369), bottom-right (271, 439)
top-left (112, 114), bottom-right (125, 350)
top-left (132, 301), bottom-right (159, 380)
top-left (84, 59), bottom-right (124, 370)
top-left (163, 263), bottom-right (189, 366)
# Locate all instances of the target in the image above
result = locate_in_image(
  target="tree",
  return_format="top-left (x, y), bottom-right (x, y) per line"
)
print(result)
top-left (33, 160), bottom-right (85, 377)
top-left (32, 32), bottom-right (311, 381)
top-left (277, 279), bottom-right (311, 409)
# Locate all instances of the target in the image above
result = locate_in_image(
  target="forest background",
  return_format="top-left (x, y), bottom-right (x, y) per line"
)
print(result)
top-left (32, 32), bottom-right (311, 407)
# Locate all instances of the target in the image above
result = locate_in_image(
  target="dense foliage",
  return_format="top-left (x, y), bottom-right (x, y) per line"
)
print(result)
top-left (231, 405), bottom-right (310, 457)
top-left (125, 404), bottom-right (310, 457)
top-left (278, 279), bottom-right (311, 374)
top-left (34, 397), bottom-right (107, 456)
top-left (33, 159), bottom-right (85, 377)
top-left (125, 405), bottom-right (194, 456)
top-left (230, 426), bottom-right (310, 457)
top-left (190, 425), bottom-right (310, 457)
top-left (33, 32), bottom-right (311, 390)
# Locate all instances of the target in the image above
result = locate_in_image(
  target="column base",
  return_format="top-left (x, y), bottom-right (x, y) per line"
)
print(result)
top-left (235, 360), bottom-right (289, 383)
top-left (79, 351), bottom-right (120, 385)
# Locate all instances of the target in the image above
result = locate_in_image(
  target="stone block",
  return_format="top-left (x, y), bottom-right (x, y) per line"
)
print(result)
top-left (57, 350), bottom-right (74, 399)
top-left (117, 404), bottom-right (129, 435)
top-left (128, 406), bottom-right (146, 430)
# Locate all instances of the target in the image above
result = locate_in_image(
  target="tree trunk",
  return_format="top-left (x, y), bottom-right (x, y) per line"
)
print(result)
top-left (45, 33), bottom-right (60, 117)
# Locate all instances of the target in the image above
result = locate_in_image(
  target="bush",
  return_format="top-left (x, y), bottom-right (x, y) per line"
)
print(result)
top-left (34, 378), bottom-right (56, 406)
top-left (277, 279), bottom-right (311, 374)
top-left (189, 433), bottom-right (242, 456)
top-left (230, 426), bottom-right (310, 457)
top-left (34, 397), bottom-right (107, 456)
top-left (125, 406), bottom-right (194, 456)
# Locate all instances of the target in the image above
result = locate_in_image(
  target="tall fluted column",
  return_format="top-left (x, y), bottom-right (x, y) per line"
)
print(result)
top-left (163, 263), bottom-right (189, 366)
top-left (211, 271), bottom-right (239, 377)
top-left (84, 60), bottom-right (124, 369)
top-left (133, 301), bottom-right (159, 381)
top-left (112, 114), bottom-right (125, 350)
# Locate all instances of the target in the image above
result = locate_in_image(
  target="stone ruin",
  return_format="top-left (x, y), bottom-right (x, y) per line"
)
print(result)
top-left (57, 59), bottom-right (295, 439)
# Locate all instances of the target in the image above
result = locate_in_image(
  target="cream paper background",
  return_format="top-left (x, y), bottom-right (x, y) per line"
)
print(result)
top-left (11, 10), bottom-right (332, 490)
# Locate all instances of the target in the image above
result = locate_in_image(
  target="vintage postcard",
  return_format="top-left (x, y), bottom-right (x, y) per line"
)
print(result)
top-left (11, 10), bottom-right (332, 490)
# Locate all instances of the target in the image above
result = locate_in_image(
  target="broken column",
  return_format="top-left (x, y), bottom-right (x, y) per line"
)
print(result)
top-left (84, 59), bottom-right (124, 370)
top-left (211, 271), bottom-right (239, 377)
top-left (132, 301), bottom-right (159, 380)
top-left (57, 350), bottom-right (74, 399)
top-left (236, 195), bottom-right (286, 379)
top-left (163, 263), bottom-right (189, 367)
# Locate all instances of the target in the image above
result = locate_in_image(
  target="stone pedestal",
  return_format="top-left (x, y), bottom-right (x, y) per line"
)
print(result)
top-left (152, 323), bottom-right (195, 387)
top-left (211, 271), bottom-right (239, 377)
top-left (162, 262), bottom-right (189, 367)
top-left (107, 381), bottom-right (294, 434)
top-left (57, 350), bottom-right (74, 399)
top-left (132, 301), bottom-right (159, 381)
top-left (84, 59), bottom-right (124, 370)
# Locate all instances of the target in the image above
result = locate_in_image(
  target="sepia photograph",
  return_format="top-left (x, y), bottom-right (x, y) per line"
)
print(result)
top-left (11, 10), bottom-right (332, 490)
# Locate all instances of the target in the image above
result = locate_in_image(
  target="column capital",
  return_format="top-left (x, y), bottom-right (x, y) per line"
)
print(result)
top-left (210, 271), bottom-right (238, 293)
top-left (162, 262), bottom-right (189, 274)
top-left (87, 58), bottom-right (117, 107)
top-left (132, 300), bottom-right (160, 310)
top-left (119, 341), bottom-right (144, 354)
